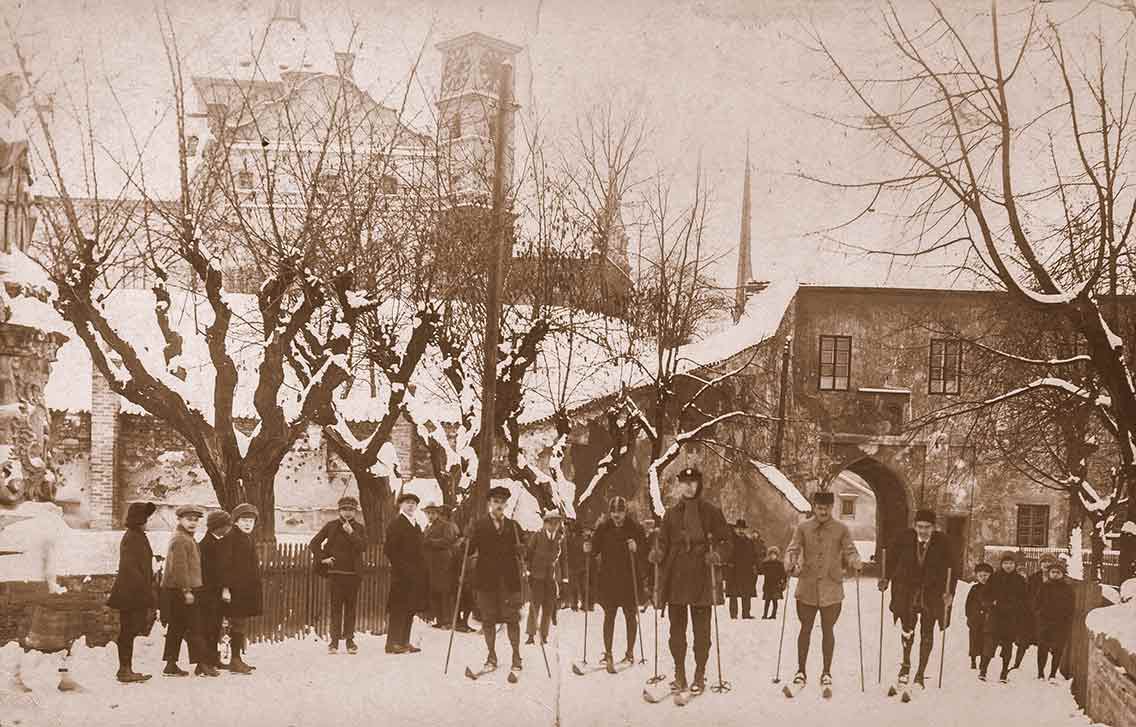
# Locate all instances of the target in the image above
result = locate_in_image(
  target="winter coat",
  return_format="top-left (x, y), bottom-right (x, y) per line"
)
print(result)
top-left (655, 497), bottom-right (733, 607)
top-left (884, 530), bottom-right (958, 628)
top-left (468, 516), bottom-right (524, 594)
top-left (526, 528), bottom-right (563, 582)
top-left (725, 532), bottom-right (758, 597)
top-left (965, 581), bottom-right (994, 632)
top-left (223, 528), bottom-right (263, 618)
top-left (423, 518), bottom-right (460, 593)
top-left (107, 505), bottom-right (156, 611)
top-left (309, 518), bottom-right (366, 576)
top-left (988, 569), bottom-right (1029, 641)
top-left (592, 517), bottom-right (647, 607)
top-left (784, 516), bottom-right (861, 607)
top-left (1036, 578), bottom-right (1075, 635)
top-left (761, 559), bottom-right (787, 600)
top-left (385, 513), bottom-right (430, 614)
top-left (199, 530), bottom-right (234, 590)
top-left (565, 532), bottom-right (587, 574)
top-left (161, 526), bottom-right (203, 591)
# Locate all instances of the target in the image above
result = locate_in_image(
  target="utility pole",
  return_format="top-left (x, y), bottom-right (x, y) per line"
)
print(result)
top-left (773, 336), bottom-right (792, 467)
top-left (473, 61), bottom-right (514, 516)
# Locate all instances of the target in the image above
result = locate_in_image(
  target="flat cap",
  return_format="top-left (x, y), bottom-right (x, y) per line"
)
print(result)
top-left (337, 496), bottom-right (360, 510)
top-left (812, 491), bottom-right (835, 506)
top-left (487, 485), bottom-right (512, 501)
top-left (175, 504), bottom-right (205, 518)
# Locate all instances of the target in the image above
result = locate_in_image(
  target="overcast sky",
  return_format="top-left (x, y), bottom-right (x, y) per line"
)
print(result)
top-left (5, 0), bottom-right (1120, 290)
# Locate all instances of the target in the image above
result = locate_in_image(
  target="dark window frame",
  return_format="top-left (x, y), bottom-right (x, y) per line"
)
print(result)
top-left (1015, 504), bottom-right (1050, 548)
top-left (818, 335), bottom-right (852, 391)
top-left (840, 497), bottom-right (856, 518)
top-left (928, 338), bottom-right (962, 395)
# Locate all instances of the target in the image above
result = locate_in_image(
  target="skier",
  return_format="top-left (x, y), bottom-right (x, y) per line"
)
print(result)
top-left (588, 496), bottom-right (647, 669)
top-left (1035, 559), bottom-right (1074, 681)
top-left (423, 502), bottom-right (460, 629)
top-left (725, 518), bottom-right (758, 620)
top-left (199, 510), bottom-right (234, 671)
top-left (783, 491), bottom-right (863, 694)
top-left (222, 503), bottom-right (262, 673)
top-left (648, 466), bottom-right (733, 695)
top-left (385, 491), bottom-right (428, 654)
top-left (983, 553), bottom-right (1028, 682)
top-left (467, 485), bottom-right (526, 675)
top-left (878, 509), bottom-right (957, 689)
top-left (525, 510), bottom-right (563, 645)
top-left (161, 504), bottom-right (212, 677)
top-left (965, 562), bottom-right (994, 671)
top-left (309, 496), bottom-right (367, 654)
top-left (107, 501), bottom-right (158, 683)
top-left (760, 546), bottom-right (786, 620)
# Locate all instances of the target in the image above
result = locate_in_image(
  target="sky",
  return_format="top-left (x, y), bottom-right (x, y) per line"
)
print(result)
top-left (3, 0), bottom-right (1124, 291)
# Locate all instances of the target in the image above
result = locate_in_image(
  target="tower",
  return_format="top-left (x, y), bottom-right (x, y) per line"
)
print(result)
top-left (734, 138), bottom-right (754, 322)
top-left (435, 32), bottom-right (522, 200)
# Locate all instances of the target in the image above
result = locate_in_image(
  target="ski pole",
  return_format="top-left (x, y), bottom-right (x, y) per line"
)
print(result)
top-left (773, 572), bottom-right (789, 683)
top-left (938, 568), bottom-right (952, 689)
top-left (629, 546), bottom-right (646, 664)
top-left (647, 560), bottom-right (665, 685)
top-left (856, 569), bottom-right (865, 692)
top-left (878, 549), bottom-right (887, 684)
top-left (511, 518), bottom-right (552, 679)
top-left (583, 546), bottom-right (590, 665)
top-left (709, 555), bottom-right (731, 693)
top-left (444, 532), bottom-right (473, 675)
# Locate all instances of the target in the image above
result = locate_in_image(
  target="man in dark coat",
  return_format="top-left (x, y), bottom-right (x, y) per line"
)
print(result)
top-left (878, 509), bottom-right (958, 688)
top-left (384, 491), bottom-right (429, 654)
top-left (309, 496), bottom-right (367, 654)
top-left (648, 467), bottom-right (733, 694)
top-left (108, 501), bottom-right (157, 683)
top-left (725, 519), bottom-right (758, 619)
top-left (525, 510), bottom-right (564, 644)
top-left (223, 503), bottom-right (263, 673)
top-left (199, 510), bottom-right (234, 671)
top-left (1035, 559), bottom-right (1074, 681)
top-left (423, 503), bottom-right (460, 629)
top-left (589, 497), bottom-right (647, 666)
top-left (468, 485), bottom-right (526, 673)
top-left (983, 553), bottom-right (1029, 682)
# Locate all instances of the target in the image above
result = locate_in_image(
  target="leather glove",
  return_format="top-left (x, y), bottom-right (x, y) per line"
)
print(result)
top-left (648, 548), bottom-right (663, 565)
top-left (583, 541), bottom-right (592, 554)
top-left (878, 578), bottom-right (890, 592)
top-left (183, 590), bottom-right (195, 606)
top-left (627, 539), bottom-right (638, 553)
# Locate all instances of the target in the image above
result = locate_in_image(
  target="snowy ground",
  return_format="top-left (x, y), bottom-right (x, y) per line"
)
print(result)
top-left (0, 579), bottom-right (1110, 727)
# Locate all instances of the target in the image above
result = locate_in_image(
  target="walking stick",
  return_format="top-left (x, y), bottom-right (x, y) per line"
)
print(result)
top-left (629, 547), bottom-right (647, 664)
top-left (646, 560), bottom-right (665, 685)
top-left (583, 549), bottom-right (591, 665)
top-left (709, 556), bottom-right (731, 693)
top-left (772, 575), bottom-right (789, 683)
top-left (444, 534), bottom-right (472, 675)
top-left (878, 549), bottom-right (887, 684)
top-left (938, 568), bottom-right (952, 689)
top-left (856, 570), bottom-right (865, 692)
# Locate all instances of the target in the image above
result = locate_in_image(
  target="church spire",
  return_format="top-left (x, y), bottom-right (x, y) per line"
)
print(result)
top-left (734, 136), bottom-right (753, 323)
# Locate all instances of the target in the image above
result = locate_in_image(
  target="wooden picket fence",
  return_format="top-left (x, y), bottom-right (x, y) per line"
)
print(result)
top-left (243, 542), bottom-right (391, 645)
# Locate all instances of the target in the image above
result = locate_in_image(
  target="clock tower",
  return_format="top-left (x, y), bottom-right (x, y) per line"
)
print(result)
top-left (435, 33), bottom-right (522, 201)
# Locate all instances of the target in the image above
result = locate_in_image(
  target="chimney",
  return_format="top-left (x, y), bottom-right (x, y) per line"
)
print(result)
top-left (335, 51), bottom-right (355, 81)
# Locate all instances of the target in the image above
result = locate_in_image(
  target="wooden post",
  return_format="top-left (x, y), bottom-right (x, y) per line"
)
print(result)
top-left (773, 336), bottom-right (792, 467)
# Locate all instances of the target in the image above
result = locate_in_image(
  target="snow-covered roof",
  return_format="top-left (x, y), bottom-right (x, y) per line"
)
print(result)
top-left (752, 460), bottom-right (810, 513)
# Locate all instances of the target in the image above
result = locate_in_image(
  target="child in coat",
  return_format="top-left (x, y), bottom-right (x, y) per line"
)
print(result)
top-left (983, 554), bottom-right (1028, 682)
top-left (964, 562), bottom-right (994, 671)
top-left (161, 505), bottom-right (212, 677)
top-left (107, 501), bottom-right (158, 682)
top-left (760, 546), bottom-right (787, 619)
top-left (1036, 560), bottom-right (1074, 681)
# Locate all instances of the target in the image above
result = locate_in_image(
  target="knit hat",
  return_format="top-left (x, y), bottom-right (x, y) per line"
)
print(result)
top-left (1046, 559), bottom-right (1067, 574)
top-left (914, 509), bottom-right (936, 525)
top-left (1038, 553), bottom-right (1056, 565)
top-left (232, 503), bottom-right (259, 521)
top-left (1000, 553), bottom-right (1018, 564)
top-left (206, 510), bottom-right (232, 532)
top-left (975, 562), bottom-right (994, 574)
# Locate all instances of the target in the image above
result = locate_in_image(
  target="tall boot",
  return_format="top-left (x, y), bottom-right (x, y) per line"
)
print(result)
top-left (671, 659), bottom-right (688, 691)
top-left (116, 637), bottom-right (150, 683)
top-left (229, 634), bottom-right (253, 675)
top-left (914, 632), bottom-right (934, 686)
top-left (899, 630), bottom-right (914, 678)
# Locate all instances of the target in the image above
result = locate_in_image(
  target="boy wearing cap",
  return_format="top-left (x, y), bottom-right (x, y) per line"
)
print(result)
top-left (385, 491), bottom-right (428, 654)
top-left (423, 503), bottom-right (460, 629)
top-left (309, 496), bottom-right (367, 654)
top-left (984, 553), bottom-right (1028, 682)
top-left (223, 503), bottom-right (262, 673)
top-left (783, 490), bottom-right (862, 692)
top-left (1035, 560), bottom-right (1073, 681)
top-left (525, 509), bottom-right (564, 645)
top-left (878, 509), bottom-right (958, 688)
top-left (725, 518), bottom-right (758, 620)
top-left (161, 505), bottom-right (212, 676)
top-left (468, 485), bottom-right (526, 674)
top-left (1014, 553), bottom-right (1055, 671)
top-left (108, 501), bottom-right (158, 683)
top-left (965, 562), bottom-right (995, 670)
top-left (648, 466), bottom-right (733, 695)
top-left (589, 496), bottom-right (646, 667)
top-left (199, 510), bottom-right (234, 671)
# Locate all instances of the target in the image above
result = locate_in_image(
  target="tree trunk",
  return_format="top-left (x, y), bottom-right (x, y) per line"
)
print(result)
top-left (356, 471), bottom-right (391, 545)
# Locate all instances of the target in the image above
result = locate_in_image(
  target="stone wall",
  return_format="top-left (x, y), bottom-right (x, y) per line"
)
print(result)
top-left (0, 574), bottom-right (119, 649)
top-left (1085, 625), bottom-right (1136, 726)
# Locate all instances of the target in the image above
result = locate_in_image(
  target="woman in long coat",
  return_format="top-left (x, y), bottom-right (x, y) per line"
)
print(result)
top-left (107, 501), bottom-right (157, 682)
top-left (724, 520), bottom-right (758, 619)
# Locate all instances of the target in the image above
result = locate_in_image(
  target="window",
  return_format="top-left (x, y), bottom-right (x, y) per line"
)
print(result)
top-left (1016, 504), bottom-right (1050, 547)
top-left (840, 497), bottom-right (856, 518)
top-left (819, 335), bottom-right (851, 391)
top-left (236, 169), bottom-right (254, 190)
top-left (929, 339), bottom-right (961, 394)
top-left (380, 174), bottom-right (399, 195)
top-left (450, 113), bottom-right (462, 139)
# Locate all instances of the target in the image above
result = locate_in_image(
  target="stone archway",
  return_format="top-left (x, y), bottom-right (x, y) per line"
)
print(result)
top-left (830, 456), bottom-right (912, 563)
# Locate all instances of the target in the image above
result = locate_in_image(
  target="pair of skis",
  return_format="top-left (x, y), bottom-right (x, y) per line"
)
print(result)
top-left (571, 658), bottom-right (635, 677)
top-left (464, 664), bottom-right (521, 684)
top-left (642, 682), bottom-right (704, 707)
top-left (781, 678), bottom-right (832, 699)
top-left (886, 675), bottom-right (916, 703)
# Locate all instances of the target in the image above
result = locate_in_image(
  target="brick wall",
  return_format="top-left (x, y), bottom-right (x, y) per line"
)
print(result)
top-left (1086, 631), bottom-right (1136, 726)
top-left (0, 574), bottom-right (120, 648)
top-left (88, 369), bottom-right (120, 528)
